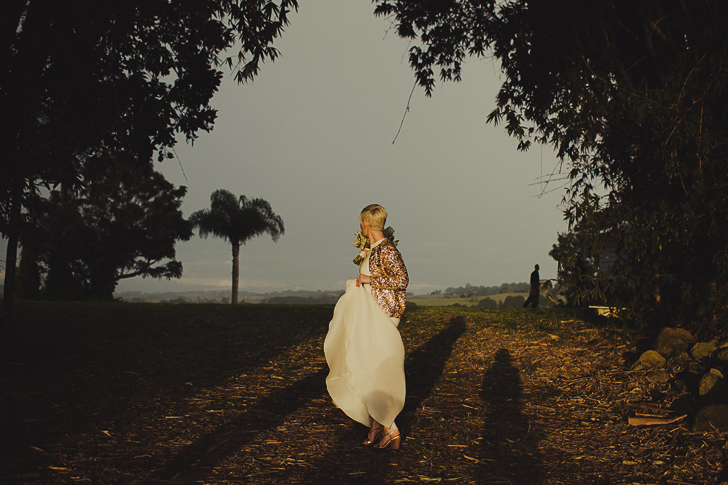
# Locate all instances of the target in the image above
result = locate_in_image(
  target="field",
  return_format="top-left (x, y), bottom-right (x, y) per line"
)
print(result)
top-left (409, 292), bottom-right (528, 307)
top-left (1, 301), bottom-right (726, 484)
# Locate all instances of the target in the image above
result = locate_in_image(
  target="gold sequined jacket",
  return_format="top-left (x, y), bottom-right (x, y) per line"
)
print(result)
top-left (368, 239), bottom-right (408, 318)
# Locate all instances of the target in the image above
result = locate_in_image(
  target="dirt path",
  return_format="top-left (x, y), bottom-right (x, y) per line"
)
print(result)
top-left (1, 303), bottom-right (726, 484)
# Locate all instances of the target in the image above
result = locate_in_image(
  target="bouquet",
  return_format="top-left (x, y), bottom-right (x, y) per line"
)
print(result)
top-left (352, 231), bottom-right (369, 265)
top-left (352, 227), bottom-right (398, 265)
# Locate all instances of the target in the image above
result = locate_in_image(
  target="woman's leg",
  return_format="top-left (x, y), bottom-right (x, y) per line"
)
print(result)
top-left (363, 418), bottom-right (382, 445)
top-left (375, 421), bottom-right (401, 449)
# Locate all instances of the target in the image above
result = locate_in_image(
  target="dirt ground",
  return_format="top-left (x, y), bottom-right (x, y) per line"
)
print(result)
top-left (0, 302), bottom-right (726, 484)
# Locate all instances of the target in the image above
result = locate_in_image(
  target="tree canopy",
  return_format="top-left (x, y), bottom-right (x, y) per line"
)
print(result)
top-left (18, 155), bottom-right (192, 300)
top-left (2, 0), bottom-right (298, 206)
top-left (374, 0), bottom-right (728, 333)
top-left (1, 0), bottom-right (297, 327)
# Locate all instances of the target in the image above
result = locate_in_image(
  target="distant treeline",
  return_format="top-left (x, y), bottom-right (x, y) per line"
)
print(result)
top-left (262, 290), bottom-right (344, 305)
top-left (111, 285), bottom-right (534, 305)
top-left (117, 289), bottom-right (344, 305)
top-left (433, 282), bottom-right (530, 298)
top-left (263, 295), bottom-right (338, 305)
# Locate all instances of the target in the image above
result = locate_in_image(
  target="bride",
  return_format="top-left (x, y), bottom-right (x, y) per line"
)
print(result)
top-left (324, 204), bottom-right (409, 449)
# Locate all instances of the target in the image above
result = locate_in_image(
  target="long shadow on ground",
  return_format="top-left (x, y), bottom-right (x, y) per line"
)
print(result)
top-left (144, 365), bottom-right (330, 482)
top-left (478, 347), bottom-right (543, 483)
top-left (297, 316), bottom-right (468, 483)
top-left (399, 316), bottom-right (467, 436)
top-left (0, 303), bottom-right (330, 480)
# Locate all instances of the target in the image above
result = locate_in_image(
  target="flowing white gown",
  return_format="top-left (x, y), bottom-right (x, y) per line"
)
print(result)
top-left (324, 240), bottom-right (406, 428)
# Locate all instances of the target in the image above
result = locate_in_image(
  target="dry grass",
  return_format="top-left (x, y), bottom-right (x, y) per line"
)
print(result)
top-left (0, 302), bottom-right (726, 484)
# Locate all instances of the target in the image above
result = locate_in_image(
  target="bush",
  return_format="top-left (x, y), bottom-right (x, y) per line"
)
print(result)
top-left (500, 295), bottom-right (526, 308)
top-left (478, 297), bottom-right (498, 308)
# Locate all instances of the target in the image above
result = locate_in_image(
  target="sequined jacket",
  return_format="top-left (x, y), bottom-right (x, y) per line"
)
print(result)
top-left (368, 239), bottom-right (408, 318)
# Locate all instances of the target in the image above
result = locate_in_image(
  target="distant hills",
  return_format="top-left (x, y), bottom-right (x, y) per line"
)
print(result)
top-left (116, 288), bottom-right (346, 305)
top-left (2, 283), bottom-right (531, 305)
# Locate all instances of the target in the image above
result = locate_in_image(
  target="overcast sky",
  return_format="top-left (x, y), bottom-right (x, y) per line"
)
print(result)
top-left (2, 1), bottom-right (570, 296)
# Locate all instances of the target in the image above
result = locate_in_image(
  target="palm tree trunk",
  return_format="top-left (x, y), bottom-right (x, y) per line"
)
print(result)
top-left (231, 243), bottom-right (240, 304)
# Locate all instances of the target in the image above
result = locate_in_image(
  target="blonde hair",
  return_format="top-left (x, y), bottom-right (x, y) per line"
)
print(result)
top-left (360, 204), bottom-right (387, 231)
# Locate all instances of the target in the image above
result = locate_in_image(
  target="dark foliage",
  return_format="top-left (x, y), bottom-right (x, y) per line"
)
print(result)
top-left (373, 0), bottom-right (728, 333)
top-left (500, 295), bottom-right (525, 308)
top-left (477, 297), bottom-right (497, 308)
top-left (1, 0), bottom-right (299, 199)
top-left (1, 0), bottom-right (298, 326)
top-left (19, 156), bottom-right (192, 300)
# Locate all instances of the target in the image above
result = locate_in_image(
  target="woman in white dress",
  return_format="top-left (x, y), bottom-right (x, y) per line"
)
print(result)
top-left (324, 204), bottom-right (409, 449)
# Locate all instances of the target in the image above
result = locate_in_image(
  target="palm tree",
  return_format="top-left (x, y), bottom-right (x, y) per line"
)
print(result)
top-left (190, 189), bottom-right (284, 304)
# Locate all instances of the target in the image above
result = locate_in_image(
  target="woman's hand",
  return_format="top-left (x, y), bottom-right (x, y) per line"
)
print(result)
top-left (355, 275), bottom-right (370, 287)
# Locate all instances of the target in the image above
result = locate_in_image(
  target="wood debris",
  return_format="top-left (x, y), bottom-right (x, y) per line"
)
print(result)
top-left (2, 305), bottom-right (726, 484)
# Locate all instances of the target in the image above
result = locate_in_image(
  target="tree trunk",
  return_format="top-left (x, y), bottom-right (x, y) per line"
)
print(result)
top-left (2, 182), bottom-right (23, 339)
top-left (231, 243), bottom-right (240, 304)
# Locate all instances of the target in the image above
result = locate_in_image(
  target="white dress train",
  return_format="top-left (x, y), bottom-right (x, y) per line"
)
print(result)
top-left (324, 278), bottom-right (406, 428)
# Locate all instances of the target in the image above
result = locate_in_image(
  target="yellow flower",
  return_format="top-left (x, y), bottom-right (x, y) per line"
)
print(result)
top-left (353, 231), bottom-right (370, 265)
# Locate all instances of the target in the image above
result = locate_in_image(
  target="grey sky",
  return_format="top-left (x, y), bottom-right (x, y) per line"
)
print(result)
top-left (2, 1), bottom-right (570, 295)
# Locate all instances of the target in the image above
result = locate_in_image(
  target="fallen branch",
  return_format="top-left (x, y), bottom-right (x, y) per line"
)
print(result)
top-left (627, 414), bottom-right (687, 427)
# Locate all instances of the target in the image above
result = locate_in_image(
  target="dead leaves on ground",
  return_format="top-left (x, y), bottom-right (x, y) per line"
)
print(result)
top-left (1, 304), bottom-right (727, 484)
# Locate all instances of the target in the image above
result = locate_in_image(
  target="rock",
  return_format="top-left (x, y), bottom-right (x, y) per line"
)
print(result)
top-left (631, 350), bottom-right (667, 371)
top-left (693, 404), bottom-right (728, 431)
top-left (652, 327), bottom-right (694, 358)
top-left (716, 347), bottom-right (728, 365)
top-left (691, 341), bottom-right (718, 361)
top-left (647, 369), bottom-right (671, 384)
top-left (698, 369), bottom-right (728, 403)
top-left (673, 378), bottom-right (689, 393)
